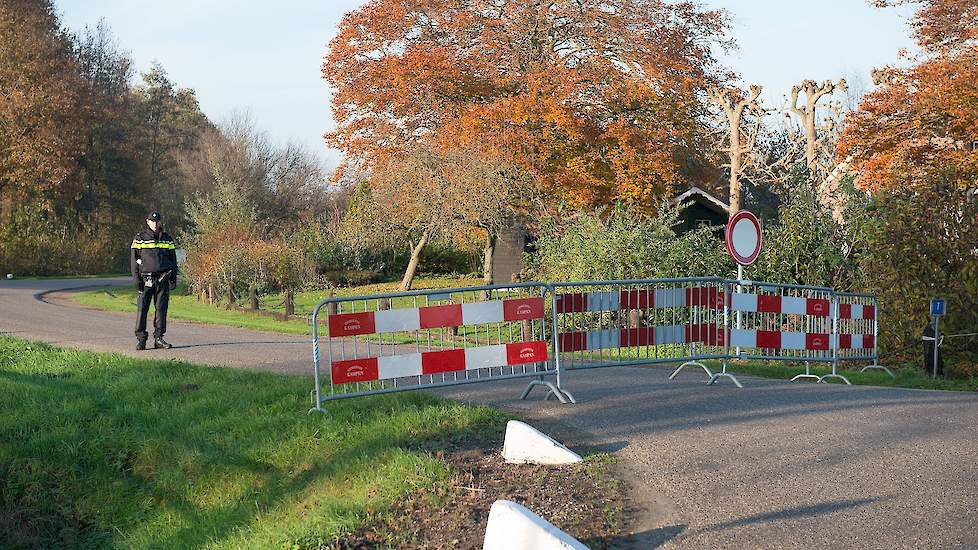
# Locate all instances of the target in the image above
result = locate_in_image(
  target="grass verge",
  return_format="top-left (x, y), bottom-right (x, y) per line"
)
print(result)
top-left (0, 335), bottom-right (505, 549)
top-left (70, 276), bottom-right (482, 336)
top-left (718, 360), bottom-right (978, 391)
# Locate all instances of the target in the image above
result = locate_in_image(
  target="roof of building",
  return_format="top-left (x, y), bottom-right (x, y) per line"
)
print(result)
top-left (670, 186), bottom-right (730, 215)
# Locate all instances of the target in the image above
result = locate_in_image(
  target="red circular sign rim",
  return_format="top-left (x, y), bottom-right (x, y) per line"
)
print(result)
top-left (725, 210), bottom-right (762, 266)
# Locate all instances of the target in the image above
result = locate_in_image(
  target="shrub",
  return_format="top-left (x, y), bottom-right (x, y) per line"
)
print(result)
top-left (526, 201), bottom-right (730, 282)
top-left (854, 183), bottom-right (978, 359)
top-left (0, 203), bottom-right (128, 276)
top-left (747, 167), bottom-right (868, 290)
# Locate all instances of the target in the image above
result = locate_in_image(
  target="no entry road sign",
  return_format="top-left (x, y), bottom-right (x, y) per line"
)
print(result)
top-left (725, 210), bottom-right (763, 266)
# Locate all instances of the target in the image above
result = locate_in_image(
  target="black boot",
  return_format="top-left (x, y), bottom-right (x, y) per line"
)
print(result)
top-left (154, 337), bottom-right (172, 349)
top-left (136, 338), bottom-right (147, 351)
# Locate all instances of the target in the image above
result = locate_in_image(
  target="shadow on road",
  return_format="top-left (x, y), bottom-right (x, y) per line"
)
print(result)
top-left (700, 497), bottom-right (884, 532)
top-left (168, 341), bottom-right (306, 350)
top-left (587, 523), bottom-right (686, 549)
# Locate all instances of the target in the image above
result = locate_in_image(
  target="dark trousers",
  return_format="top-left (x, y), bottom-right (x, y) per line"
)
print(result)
top-left (135, 275), bottom-right (170, 340)
top-left (923, 342), bottom-right (944, 376)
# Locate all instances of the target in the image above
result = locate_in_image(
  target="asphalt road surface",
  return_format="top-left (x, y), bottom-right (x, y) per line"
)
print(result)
top-left (3, 277), bottom-right (977, 548)
top-left (0, 277), bottom-right (310, 373)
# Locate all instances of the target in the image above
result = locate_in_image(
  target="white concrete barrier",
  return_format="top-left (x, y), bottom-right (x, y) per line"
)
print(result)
top-left (502, 420), bottom-right (583, 465)
top-left (483, 500), bottom-right (590, 550)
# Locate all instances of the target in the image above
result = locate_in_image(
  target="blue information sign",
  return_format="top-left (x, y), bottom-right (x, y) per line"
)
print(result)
top-left (931, 298), bottom-right (946, 317)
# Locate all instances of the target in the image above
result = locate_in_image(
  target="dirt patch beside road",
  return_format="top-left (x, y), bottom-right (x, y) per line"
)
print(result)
top-left (335, 430), bottom-right (629, 549)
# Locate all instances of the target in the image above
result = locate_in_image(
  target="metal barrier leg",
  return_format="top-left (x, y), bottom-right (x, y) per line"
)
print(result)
top-left (818, 373), bottom-right (851, 385)
top-left (860, 364), bottom-right (896, 378)
top-left (706, 361), bottom-right (743, 388)
top-left (308, 390), bottom-right (329, 415)
top-left (818, 356), bottom-right (851, 385)
top-left (791, 361), bottom-right (821, 382)
top-left (669, 361), bottom-right (714, 380)
top-left (521, 378), bottom-right (575, 404)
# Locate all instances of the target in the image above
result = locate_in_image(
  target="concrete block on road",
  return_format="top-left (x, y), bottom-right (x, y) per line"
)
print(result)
top-left (483, 499), bottom-right (590, 550)
top-left (502, 420), bottom-right (582, 465)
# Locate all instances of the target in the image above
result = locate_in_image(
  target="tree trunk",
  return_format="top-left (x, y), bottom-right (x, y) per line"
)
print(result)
top-left (728, 116), bottom-right (742, 216)
top-left (249, 284), bottom-right (259, 310)
top-left (285, 290), bottom-right (295, 317)
top-left (482, 231), bottom-right (497, 286)
top-left (804, 118), bottom-right (818, 173)
top-left (327, 289), bottom-right (337, 316)
top-left (399, 230), bottom-right (431, 291)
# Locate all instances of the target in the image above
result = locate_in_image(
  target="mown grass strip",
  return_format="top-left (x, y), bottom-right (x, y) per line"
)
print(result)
top-left (71, 276), bottom-right (483, 336)
top-left (720, 360), bottom-right (978, 391)
top-left (0, 336), bottom-right (504, 549)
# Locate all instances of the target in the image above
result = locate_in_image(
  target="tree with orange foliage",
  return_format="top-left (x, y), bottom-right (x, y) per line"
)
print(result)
top-left (0, 0), bottom-right (89, 211)
top-left (840, 0), bottom-right (978, 191)
top-left (324, 0), bottom-right (730, 208)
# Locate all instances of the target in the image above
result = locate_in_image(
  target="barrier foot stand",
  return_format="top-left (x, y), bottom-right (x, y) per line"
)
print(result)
top-left (707, 361), bottom-right (743, 388)
top-left (521, 379), bottom-right (574, 404)
top-left (817, 374), bottom-right (851, 385)
top-left (307, 390), bottom-right (330, 416)
top-left (791, 361), bottom-right (821, 382)
top-left (860, 364), bottom-right (896, 378)
top-left (669, 361), bottom-right (714, 381)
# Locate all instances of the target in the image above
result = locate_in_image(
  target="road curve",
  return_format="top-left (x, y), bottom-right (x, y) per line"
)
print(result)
top-left (3, 277), bottom-right (977, 548)
top-left (0, 277), bottom-right (310, 373)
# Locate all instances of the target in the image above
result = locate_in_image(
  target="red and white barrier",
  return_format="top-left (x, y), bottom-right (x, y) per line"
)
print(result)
top-left (331, 341), bottom-right (549, 384)
top-left (838, 303), bottom-right (875, 320)
top-left (558, 324), bottom-right (727, 352)
top-left (837, 333), bottom-right (875, 349)
top-left (730, 329), bottom-right (831, 350)
top-left (555, 287), bottom-right (725, 313)
top-left (311, 279), bottom-right (884, 412)
top-left (729, 292), bottom-right (831, 317)
top-left (328, 297), bottom-right (545, 337)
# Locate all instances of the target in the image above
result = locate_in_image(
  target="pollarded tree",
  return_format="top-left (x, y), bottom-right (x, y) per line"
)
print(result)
top-left (324, 0), bottom-right (731, 208)
top-left (708, 84), bottom-right (763, 215)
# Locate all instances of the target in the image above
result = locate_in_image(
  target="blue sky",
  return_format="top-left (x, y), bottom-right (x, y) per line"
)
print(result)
top-left (56, 1), bottom-right (918, 171)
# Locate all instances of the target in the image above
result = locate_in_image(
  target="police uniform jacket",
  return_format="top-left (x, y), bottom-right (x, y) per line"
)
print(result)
top-left (130, 229), bottom-right (178, 280)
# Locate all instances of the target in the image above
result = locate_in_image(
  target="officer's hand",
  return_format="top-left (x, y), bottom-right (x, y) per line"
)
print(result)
top-left (169, 275), bottom-right (178, 290)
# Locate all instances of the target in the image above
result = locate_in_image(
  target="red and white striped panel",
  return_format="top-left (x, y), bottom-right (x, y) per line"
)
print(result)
top-left (555, 287), bottom-right (725, 313)
top-left (730, 329), bottom-right (831, 351)
top-left (730, 293), bottom-right (831, 317)
top-left (557, 323), bottom-right (726, 352)
top-left (327, 297), bottom-right (545, 337)
top-left (837, 333), bottom-right (875, 349)
top-left (837, 303), bottom-right (875, 320)
top-left (330, 340), bottom-right (549, 384)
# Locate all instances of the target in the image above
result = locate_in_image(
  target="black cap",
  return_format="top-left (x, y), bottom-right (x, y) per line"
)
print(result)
top-left (147, 211), bottom-right (162, 221)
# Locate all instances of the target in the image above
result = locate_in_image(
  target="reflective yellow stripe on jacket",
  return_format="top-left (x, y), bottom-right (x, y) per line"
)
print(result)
top-left (131, 240), bottom-right (176, 250)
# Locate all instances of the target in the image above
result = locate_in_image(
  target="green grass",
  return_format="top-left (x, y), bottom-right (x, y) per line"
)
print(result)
top-left (716, 360), bottom-right (978, 391)
top-left (0, 336), bottom-right (505, 549)
top-left (71, 276), bottom-right (483, 336)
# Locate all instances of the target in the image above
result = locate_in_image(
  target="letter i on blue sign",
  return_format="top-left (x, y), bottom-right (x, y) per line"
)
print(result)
top-left (930, 299), bottom-right (946, 317)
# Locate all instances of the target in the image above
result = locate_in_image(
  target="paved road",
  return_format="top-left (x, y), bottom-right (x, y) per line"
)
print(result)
top-left (439, 369), bottom-right (978, 549)
top-left (0, 277), bottom-right (310, 373)
top-left (3, 278), bottom-right (977, 548)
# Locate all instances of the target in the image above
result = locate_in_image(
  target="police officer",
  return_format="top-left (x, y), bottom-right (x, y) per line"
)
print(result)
top-left (131, 211), bottom-right (178, 350)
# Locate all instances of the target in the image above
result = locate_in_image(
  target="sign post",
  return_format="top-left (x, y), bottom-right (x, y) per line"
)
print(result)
top-left (725, 211), bottom-right (763, 358)
top-left (930, 298), bottom-right (946, 379)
